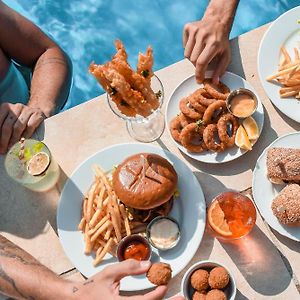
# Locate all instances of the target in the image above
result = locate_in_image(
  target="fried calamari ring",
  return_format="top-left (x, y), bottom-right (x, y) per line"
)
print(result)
top-left (170, 116), bottom-right (184, 144)
top-left (194, 88), bottom-right (217, 107)
top-left (179, 98), bottom-right (203, 120)
top-left (187, 89), bottom-right (207, 113)
top-left (217, 113), bottom-right (239, 147)
top-left (202, 100), bottom-right (227, 124)
top-left (180, 123), bottom-right (207, 153)
top-left (203, 124), bottom-right (226, 152)
top-left (203, 79), bottom-right (230, 100)
top-left (179, 112), bottom-right (194, 127)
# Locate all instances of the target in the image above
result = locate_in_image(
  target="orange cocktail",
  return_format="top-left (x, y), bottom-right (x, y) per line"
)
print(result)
top-left (207, 191), bottom-right (256, 239)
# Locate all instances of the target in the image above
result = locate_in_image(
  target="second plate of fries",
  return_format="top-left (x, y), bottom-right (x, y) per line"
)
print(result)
top-left (258, 6), bottom-right (300, 123)
top-left (57, 143), bottom-right (206, 291)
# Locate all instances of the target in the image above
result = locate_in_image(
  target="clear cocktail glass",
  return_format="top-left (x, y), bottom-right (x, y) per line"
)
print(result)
top-left (107, 74), bottom-right (165, 143)
top-left (5, 139), bottom-right (60, 192)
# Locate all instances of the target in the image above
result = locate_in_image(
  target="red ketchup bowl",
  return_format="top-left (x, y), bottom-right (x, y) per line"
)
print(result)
top-left (117, 234), bottom-right (152, 262)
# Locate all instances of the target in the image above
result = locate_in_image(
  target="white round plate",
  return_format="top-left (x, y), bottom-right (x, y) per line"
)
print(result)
top-left (166, 71), bottom-right (264, 163)
top-left (258, 6), bottom-right (300, 123)
top-left (57, 143), bottom-right (206, 291)
top-left (252, 132), bottom-right (300, 241)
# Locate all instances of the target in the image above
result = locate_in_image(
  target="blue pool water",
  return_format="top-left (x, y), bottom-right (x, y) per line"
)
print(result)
top-left (3, 0), bottom-right (300, 110)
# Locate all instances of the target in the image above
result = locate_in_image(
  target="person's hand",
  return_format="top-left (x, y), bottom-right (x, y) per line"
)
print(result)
top-left (0, 102), bottom-right (46, 154)
top-left (183, 17), bottom-right (231, 84)
top-left (67, 259), bottom-right (182, 300)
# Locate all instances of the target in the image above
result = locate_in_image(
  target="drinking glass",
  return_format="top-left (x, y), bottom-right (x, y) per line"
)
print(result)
top-left (107, 74), bottom-right (165, 143)
top-left (5, 139), bottom-right (60, 192)
top-left (207, 191), bottom-right (257, 240)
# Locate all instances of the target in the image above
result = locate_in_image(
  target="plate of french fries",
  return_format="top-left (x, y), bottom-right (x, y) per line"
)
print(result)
top-left (258, 6), bottom-right (300, 123)
top-left (57, 143), bottom-right (206, 291)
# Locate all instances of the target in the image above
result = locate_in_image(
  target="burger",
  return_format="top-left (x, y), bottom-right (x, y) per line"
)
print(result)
top-left (112, 153), bottom-right (178, 223)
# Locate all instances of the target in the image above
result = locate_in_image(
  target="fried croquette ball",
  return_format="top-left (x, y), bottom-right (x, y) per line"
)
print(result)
top-left (191, 269), bottom-right (209, 291)
top-left (206, 289), bottom-right (227, 300)
top-left (208, 267), bottom-right (229, 289)
top-left (146, 262), bottom-right (172, 285)
top-left (193, 290), bottom-right (207, 300)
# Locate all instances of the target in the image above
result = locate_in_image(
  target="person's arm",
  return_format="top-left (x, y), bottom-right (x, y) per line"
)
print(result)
top-left (0, 234), bottom-right (178, 300)
top-left (183, 0), bottom-right (239, 83)
top-left (0, 1), bottom-right (72, 154)
top-left (0, 1), bottom-right (72, 116)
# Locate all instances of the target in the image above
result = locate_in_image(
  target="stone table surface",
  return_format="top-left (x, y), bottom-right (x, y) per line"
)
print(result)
top-left (1, 23), bottom-right (300, 300)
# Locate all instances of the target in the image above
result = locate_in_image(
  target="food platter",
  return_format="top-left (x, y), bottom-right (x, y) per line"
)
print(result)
top-left (166, 71), bottom-right (264, 163)
top-left (258, 6), bottom-right (300, 123)
top-left (57, 143), bottom-right (206, 291)
top-left (252, 132), bottom-right (300, 241)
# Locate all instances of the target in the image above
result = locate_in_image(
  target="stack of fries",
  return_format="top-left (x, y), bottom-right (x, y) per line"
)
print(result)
top-left (78, 165), bottom-right (146, 266)
top-left (266, 46), bottom-right (300, 99)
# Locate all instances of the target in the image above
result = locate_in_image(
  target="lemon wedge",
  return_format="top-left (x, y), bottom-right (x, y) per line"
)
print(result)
top-left (27, 152), bottom-right (50, 176)
top-left (242, 116), bottom-right (259, 140)
top-left (235, 125), bottom-right (252, 151)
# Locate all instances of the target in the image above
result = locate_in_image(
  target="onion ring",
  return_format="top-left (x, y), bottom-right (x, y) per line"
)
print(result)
top-left (203, 100), bottom-right (227, 124)
top-left (179, 98), bottom-right (203, 120)
top-left (203, 124), bottom-right (226, 152)
top-left (170, 116), bottom-right (184, 144)
top-left (180, 123), bottom-right (207, 153)
top-left (217, 113), bottom-right (239, 147)
top-left (203, 79), bottom-right (230, 100)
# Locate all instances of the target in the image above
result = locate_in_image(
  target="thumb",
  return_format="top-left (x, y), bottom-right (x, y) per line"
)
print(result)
top-left (102, 259), bottom-right (151, 282)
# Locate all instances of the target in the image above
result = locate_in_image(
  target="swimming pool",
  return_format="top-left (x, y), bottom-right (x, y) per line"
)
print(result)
top-left (3, 0), bottom-right (299, 110)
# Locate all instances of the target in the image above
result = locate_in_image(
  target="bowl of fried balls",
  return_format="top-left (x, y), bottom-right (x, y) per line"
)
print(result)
top-left (181, 261), bottom-right (236, 300)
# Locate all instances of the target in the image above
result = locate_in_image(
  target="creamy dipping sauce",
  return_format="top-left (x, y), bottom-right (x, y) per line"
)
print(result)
top-left (149, 218), bottom-right (180, 249)
top-left (229, 94), bottom-right (256, 118)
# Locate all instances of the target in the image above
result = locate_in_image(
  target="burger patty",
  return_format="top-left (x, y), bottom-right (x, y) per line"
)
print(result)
top-left (125, 197), bottom-right (174, 223)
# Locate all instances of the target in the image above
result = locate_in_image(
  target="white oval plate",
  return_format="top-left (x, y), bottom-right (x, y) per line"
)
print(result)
top-left (166, 71), bottom-right (264, 163)
top-left (57, 143), bottom-right (206, 291)
top-left (252, 132), bottom-right (300, 241)
top-left (258, 6), bottom-right (300, 123)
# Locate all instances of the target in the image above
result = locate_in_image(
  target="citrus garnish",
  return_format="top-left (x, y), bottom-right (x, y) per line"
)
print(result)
top-left (27, 152), bottom-right (50, 176)
top-left (242, 116), bottom-right (259, 140)
top-left (208, 200), bottom-right (232, 237)
top-left (235, 125), bottom-right (252, 151)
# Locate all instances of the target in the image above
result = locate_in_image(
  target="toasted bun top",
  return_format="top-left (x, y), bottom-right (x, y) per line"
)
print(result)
top-left (112, 153), bottom-right (178, 210)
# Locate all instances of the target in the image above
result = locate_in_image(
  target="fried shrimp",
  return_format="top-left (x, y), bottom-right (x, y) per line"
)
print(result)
top-left (203, 78), bottom-right (230, 100)
top-left (111, 58), bottom-right (159, 110)
top-left (137, 46), bottom-right (154, 81)
top-left (180, 122), bottom-right (207, 153)
top-left (203, 124), bottom-right (226, 152)
top-left (180, 98), bottom-right (203, 120)
top-left (203, 100), bottom-right (227, 124)
top-left (217, 113), bottom-right (239, 147)
top-left (89, 63), bottom-right (112, 93)
top-left (113, 39), bottom-right (128, 62)
top-left (103, 66), bottom-right (152, 117)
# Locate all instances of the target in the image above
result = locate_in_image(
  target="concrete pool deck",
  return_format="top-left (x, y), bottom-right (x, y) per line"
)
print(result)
top-left (0, 23), bottom-right (300, 299)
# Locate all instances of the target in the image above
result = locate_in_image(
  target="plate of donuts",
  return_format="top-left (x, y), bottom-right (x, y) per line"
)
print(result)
top-left (166, 71), bottom-right (264, 163)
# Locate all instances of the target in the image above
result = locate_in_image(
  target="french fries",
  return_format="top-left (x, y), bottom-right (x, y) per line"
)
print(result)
top-left (78, 164), bottom-right (145, 266)
top-left (267, 45), bottom-right (300, 100)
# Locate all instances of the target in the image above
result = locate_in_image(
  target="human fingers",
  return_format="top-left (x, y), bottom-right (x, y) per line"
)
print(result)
top-left (212, 50), bottom-right (231, 84)
top-left (168, 296), bottom-right (185, 300)
top-left (182, 24), bottom-right (189, 47)
top-left (123, 286), bottom-right (168, 300)
top-left (22, 110), bottom-right (45, 138)
top-left (9, 108), bottom-right (33, 148)
top-left (0, 103), bottom-right (9, 129)
top-left (102, 260), bottom-right (151, 282)
top-left (195, 44), bottom-right (219, 83)
top-left (0, 104), bottom-right (23, 154)
top-left (189, 37), bottom-right (205, 65)
top-left (184, 26), bottom-right (196, 59)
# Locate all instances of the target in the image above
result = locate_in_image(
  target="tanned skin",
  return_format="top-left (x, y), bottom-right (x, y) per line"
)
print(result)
top-left (0, 1), bottom-right (72, 154)
top-left (0, 234), bottom-right (185, 299)
top-left (183, 0), bottom-right (239, 83)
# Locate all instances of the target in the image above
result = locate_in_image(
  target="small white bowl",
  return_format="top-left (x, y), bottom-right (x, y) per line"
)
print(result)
top-left (181, 260), bottom-right (237, 300)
